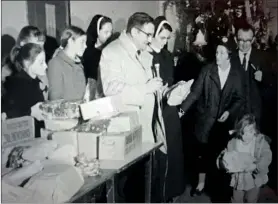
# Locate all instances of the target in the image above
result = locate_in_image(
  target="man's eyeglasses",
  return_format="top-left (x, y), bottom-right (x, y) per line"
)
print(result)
top-left (238, 39), bottom-right (253, 43)
top-left (136, 27), bottom-right (153, 38)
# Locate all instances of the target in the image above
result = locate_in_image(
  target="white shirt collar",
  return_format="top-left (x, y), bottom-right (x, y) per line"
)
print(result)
top-left (217, 64), bottom-right (231, 89)
top-left (238, 48), bottom-right (252, 70)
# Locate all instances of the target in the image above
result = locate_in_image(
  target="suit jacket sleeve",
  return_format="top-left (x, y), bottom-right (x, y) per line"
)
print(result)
top-left (47, 59), bottom-right (64, 100)
top-left (99, 48), bottom-right (147, 107)
top-left (180, 65), bottom-right (208, 114)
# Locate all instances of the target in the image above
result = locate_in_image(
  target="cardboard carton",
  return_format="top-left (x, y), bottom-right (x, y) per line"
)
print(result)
top-left (99, 126), bottom-right (142, 160)
top-left (107, 111), bottom-right (139, 133)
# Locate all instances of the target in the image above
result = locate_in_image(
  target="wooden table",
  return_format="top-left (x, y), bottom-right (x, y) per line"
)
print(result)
top-left (69, 142), bottom-right (163, 203)
top-left (103, 142), bottom-right (163, 203)
top-left (68, 169), bottom-right (116, 203)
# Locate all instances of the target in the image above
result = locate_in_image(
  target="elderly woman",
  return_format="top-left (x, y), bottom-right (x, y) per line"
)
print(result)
top-left (180, 37), bottom-right (245, 199)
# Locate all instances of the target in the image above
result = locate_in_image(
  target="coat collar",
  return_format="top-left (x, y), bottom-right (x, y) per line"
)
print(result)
top-left (209, 63), bottom-right (221, 89)
top-left (118, 31), bottom-right (152, 71)
top-left (209, 62), bottom-right (237, 92)
top-left (119, 31), bottom-right (139, 58)
top-left (57, 50), bottom-right (83, 67)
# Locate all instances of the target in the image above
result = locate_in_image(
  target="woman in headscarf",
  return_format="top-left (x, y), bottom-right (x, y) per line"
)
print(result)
top-left (82, 15), bottom-right (112, 96)
top-left (82, 15), bottom-right (112, 99)
top-left (147, 16), bottom-right (188, 203)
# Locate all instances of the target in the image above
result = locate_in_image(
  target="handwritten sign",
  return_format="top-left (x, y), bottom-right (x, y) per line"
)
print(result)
top-left (2, 116), bottom-right (35, 148)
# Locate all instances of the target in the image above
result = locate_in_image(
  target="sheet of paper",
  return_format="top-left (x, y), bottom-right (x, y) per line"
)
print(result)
top-left (45, 3), bottom-right (56, 38)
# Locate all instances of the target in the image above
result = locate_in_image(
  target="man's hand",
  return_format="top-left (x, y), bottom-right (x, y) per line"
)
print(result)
top-left (218, 111), bottom-right (230, 122)
top-left (146, 77), bottom-right (163, 94)
top-left (254, 70), bottom-right (262, 82)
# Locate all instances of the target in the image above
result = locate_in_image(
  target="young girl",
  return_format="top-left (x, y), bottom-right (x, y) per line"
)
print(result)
top-left (47, 26), bottom-right (87, 101)
top-left (1, 26), bottom-right (47, 98)
top-left (217, 114), bottom-right (272, 203)
top-left (2, 43), bottom-right (47, 137)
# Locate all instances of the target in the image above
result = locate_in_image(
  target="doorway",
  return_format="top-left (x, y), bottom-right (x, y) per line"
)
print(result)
top-left (27, 0), bottom-right (70, 40)
top-left (27, 1), bottom-right (70, 62)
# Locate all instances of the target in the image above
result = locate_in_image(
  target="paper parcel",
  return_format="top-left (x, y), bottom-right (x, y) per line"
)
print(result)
top-left (41, 129), bottom-right (100, 160)
top-left (2, 116), bottom-right (35, 148)
top-left (80, 96), bottom-right (123, 120)
top-left (99, 126), bottom-right (142, 160)
top-left (107, 111), bottom-right (139, 133)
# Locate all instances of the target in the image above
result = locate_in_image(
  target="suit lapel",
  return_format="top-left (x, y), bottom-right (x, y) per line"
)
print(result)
top-left (118, 32), bottom-right (150, 71)
top-left (248, 50), bottom-right (260, 72)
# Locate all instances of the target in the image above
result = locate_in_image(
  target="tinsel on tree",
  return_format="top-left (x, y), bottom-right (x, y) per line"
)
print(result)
top-left (163, 0), bottom-right (274, 51)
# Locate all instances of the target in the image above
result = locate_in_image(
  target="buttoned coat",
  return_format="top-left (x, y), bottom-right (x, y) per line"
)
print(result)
top-left (99, 31), bottom-right (166, 151)
top-left (180, 63), bottom-right (245, 143)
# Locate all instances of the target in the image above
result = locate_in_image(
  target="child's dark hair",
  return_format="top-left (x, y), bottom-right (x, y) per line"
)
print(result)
top-left (234, 114), bottom-right (259, 139)
top-left (17, 26), bottom-right (45, 45)
top-left (10, 43), bottom-right (44, 72)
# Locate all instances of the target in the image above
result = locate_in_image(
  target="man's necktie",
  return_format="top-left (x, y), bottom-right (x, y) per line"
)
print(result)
top-left (242, 53), bottom-right (247, 71)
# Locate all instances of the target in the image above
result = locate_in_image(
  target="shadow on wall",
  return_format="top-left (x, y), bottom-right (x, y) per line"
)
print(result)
top-left (71, 15), bottom-right (86, 31)
top-left (104, 18), bottom-right (126, 45)
top-left (1, 34), bottom-right (16, 64)
top-left (113, 18), bottom-right (126, 33)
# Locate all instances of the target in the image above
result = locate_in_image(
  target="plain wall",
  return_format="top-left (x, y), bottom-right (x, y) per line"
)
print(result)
top-left (1, 1), bottom-right (28, 39)
top-left (70, 1), bottom-right (159, 33)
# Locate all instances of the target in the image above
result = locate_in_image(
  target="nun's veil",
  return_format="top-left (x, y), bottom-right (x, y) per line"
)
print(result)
top-left (86, 15), bottom-right (103, 47)
top-left (153, 16), bottom-right (169, 38)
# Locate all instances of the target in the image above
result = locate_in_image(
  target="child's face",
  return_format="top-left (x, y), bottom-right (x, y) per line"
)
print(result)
top-left (242, 124), bottom-right (256, 143)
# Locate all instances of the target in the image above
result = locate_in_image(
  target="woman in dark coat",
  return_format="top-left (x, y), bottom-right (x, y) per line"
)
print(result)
top-left (180, 37), bottom-right (245, 200)
top-left (2, 43), bottom-right (48, 138)
top-left (82, 15), bottom-right (112, 99)
top-left (147, 16), bottom-right (186, 202)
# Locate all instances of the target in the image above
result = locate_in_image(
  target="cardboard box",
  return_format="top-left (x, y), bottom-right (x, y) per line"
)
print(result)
top-left (80, 96), bottom-right (122, 120)
top-left (44, 119), bottom-right (79, 131)
top-left (107, 111), bottom-right (139, 133)
top-left (99, 126), bottom-right (142, 160)
top-left (42, 129), bottom-right (100, 159)
top-left (1, 116), bottom-right (35, 148)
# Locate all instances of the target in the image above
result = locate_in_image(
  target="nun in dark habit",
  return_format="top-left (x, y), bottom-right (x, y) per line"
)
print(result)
top-left (147, 16), bottom-right (187, 203)
top-left (82, 15), bottom-right (113, 99)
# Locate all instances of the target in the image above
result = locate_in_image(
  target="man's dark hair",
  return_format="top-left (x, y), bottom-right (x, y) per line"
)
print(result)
top-left (126, 12), bottom-right (154, 34)
top-left (236, 22), bottom-right (255, 37)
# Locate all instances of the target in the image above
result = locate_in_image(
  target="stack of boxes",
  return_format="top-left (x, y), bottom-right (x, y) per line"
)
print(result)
top-left (40, 96), bottom-right (142, 161)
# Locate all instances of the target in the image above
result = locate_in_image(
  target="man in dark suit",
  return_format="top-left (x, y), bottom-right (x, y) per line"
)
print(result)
top-left (231, 23), bottom-right (267, 128)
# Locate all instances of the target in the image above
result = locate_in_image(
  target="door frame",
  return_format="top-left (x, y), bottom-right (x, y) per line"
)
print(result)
top-left (27, 0), bottom-right (71, 36)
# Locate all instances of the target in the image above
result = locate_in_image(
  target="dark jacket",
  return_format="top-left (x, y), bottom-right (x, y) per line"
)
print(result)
top-left (82, 14), bottom-right (103, 80)
top-left (181, 63), bottom-right (245, 143)
top-left (83, 46), bottom-right (102, 80)
top-left (231, 49), bottom-right (267, 125)
top-left (2, 70), bottom-right (45, 137)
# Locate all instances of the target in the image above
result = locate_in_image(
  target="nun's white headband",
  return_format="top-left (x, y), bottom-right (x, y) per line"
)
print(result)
top-left (155, 20), bottom-right (171, 37)
top-left (97, 16), bottom-right (104, 35)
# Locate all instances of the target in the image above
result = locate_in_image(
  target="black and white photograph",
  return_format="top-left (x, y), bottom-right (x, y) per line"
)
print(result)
top-left (1, 0), bottom-right (277, 203)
